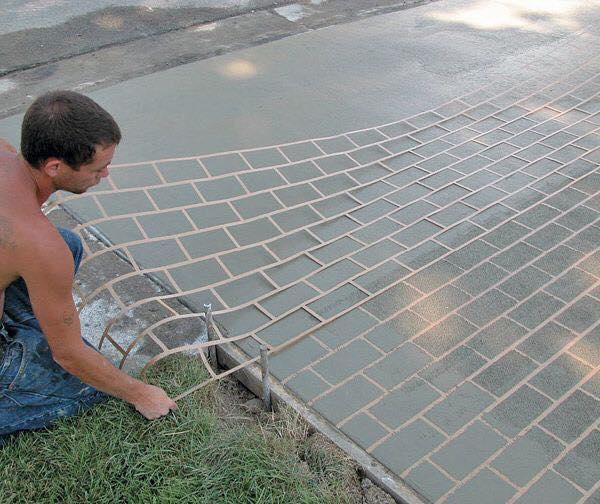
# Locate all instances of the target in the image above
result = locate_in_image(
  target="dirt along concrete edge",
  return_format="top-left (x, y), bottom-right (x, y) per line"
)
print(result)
top-left (216, 339), bottom-right (427, 504)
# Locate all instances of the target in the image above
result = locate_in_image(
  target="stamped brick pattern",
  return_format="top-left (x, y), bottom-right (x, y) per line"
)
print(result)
top-left (58, 45), bottom-right (600, 503)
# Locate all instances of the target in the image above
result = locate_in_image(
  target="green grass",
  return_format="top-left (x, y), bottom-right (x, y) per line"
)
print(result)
top-left (0, 357), bottom-right (358, 504)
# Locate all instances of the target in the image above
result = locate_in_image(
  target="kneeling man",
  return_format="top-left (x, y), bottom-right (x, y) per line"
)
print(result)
top-left (0, 91), bottom-right (177, 445)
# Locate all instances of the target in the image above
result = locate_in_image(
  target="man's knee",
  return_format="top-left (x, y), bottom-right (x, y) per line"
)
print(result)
top-left (56, 227), bottom-right (83, 272)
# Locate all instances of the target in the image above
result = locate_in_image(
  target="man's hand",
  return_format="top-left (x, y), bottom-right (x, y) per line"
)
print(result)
top-left (133, 384), bottom-right (178, 420)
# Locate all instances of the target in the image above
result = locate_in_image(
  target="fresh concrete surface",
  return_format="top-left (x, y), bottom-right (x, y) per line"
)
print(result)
top-left (2, 0), bottom-right (599, 162)
top-left (1, 1), bottom-right (599, 502)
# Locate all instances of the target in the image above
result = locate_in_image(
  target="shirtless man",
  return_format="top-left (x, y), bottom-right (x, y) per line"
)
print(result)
top-left (0, 91), bottom-right (177, 444)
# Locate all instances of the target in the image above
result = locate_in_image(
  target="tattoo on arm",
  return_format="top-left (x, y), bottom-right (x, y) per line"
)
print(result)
top-left (0, 216), bottom-right (16, 251)
top-left (62, 310), bottom-right (75, 326)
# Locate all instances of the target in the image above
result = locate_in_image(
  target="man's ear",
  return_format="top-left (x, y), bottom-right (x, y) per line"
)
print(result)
top-left (39, 158), bottom-right (63, 178)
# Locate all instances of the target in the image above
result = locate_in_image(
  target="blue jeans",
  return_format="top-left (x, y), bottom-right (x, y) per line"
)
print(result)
top-left (0, 227), bottom-right (107, 444)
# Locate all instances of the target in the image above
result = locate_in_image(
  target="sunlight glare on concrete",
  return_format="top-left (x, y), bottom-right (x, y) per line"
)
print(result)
top-left (426, 0), bottom-right (580, 32)
top-left (0, 78), bottom-right (17, 95)
top-left (218, 59), bottom-right (258, 79)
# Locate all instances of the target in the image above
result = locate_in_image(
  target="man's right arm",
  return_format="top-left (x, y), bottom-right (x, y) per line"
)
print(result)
top-left (19, 225), bottom-right (177, 419)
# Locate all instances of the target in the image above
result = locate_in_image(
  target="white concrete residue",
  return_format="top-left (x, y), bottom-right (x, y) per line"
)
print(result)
top-left (274, 4), bottom-right (312, 22)
top-left (75, 286), bottom-right (207, 373)
top-left (182, 332), bottom-right (208, 356)
top-left (72, 79), bottom-right (107, 91)
top-left (0, 78), bottom-right (17, 95)
top-left (77, 295), bottom-right (143, 368)
top-left (78, 297), bottom-right (123, 346)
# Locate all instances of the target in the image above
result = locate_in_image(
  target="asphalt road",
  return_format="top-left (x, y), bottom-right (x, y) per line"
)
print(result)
top-left (1, 0), bottom-right (263, 34)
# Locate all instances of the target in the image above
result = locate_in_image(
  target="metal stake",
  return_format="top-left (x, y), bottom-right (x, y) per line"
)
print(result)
top-left (260, 345), bottom-right (272, 412)
top-left (204, 303), bottom-right (218, 368)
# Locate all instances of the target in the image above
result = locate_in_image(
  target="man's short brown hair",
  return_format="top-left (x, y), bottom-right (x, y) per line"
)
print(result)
top-left (21, 90), bottom-right (121, 170)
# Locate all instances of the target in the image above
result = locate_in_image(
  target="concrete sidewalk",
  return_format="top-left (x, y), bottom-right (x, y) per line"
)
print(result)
top-left (1, 1), bottom-right (599, 502)
top-left (2, 0), bottom-right (599, 160)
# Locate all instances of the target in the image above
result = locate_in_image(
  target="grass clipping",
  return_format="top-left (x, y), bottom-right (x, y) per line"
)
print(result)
top-left (0, 356), bottom-right (358, 503)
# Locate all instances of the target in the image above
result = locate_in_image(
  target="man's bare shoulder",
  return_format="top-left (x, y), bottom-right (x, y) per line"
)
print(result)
top-left (19, 216), bottom-right (68, 254)
top-left (0, 149), bottom-right (25, 199)
top-left (1, 211), bottom-right (70, 299)
top-left (0, 141), bottom-right (18, 176)
top-left (0, 138), bottom-right (17, 155)
top-left (0, 149), bottom-right (17, 174)
top-left (13, 216), bottom-right (72, 273)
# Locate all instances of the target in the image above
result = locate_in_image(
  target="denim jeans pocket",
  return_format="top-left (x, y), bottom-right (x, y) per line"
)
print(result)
top-left (0, 341), bottom-right (26, 391)
top-left (1, 390), bottom-right (68, 408)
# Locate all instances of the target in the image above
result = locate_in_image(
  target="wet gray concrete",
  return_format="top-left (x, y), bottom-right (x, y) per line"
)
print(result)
top-left (1, 0), bottom-right (599, 163)
top-left (0, 0), bottom-right (434, 119)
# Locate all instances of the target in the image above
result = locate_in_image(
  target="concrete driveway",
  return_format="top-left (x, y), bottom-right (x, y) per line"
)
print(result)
top-left (1, 1), bottom-right (599, 502)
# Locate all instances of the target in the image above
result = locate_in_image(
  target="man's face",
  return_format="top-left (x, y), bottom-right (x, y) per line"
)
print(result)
top-left (57, 144), bottom-right (116, 194)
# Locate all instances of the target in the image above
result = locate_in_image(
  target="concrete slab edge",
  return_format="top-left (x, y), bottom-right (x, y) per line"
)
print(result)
top-left (216, 342), bottom-right (428, 504)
